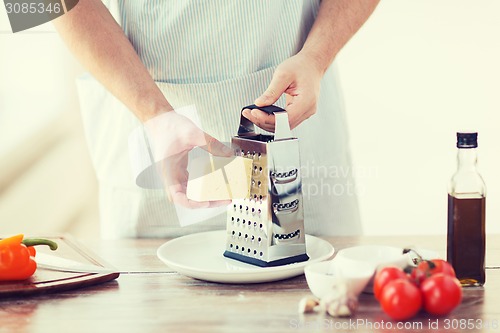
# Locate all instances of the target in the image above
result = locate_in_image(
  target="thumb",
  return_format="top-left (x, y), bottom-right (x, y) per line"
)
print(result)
top-left (202, 132), bottom-right (233, 157)
top-left (254, 70), bottom-right (291, 106)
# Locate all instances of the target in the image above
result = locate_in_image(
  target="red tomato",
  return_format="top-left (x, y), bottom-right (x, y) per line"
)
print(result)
top-left (430, 259), bottom-right (456, 276)
top-left (411, 259), bottom-right (456, 285)
top-left (420, 273), bottom-right (462, 316)
top-left (379, 279), bottom-right (422, 321)
top-left (373, 266), bottom-right (408, 300)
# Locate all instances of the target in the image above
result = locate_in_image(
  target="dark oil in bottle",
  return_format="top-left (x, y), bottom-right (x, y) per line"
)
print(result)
top-left (447, 194), bottom-right (486, 286)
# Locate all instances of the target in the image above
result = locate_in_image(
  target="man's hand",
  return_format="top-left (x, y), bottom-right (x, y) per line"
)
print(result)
top-left (145, 111), bottom-right (232, 208)
top-left (242, 52), bottom-right (323, 132)
top-left (242, 0), bottom-right (380, 132)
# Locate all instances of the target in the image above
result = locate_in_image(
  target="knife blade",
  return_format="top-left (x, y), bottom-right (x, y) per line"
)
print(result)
top-left (35, 252), bottom-right (117, 274)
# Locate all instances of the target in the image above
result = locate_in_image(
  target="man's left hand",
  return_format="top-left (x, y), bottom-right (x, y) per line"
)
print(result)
top-left (242, 52), bottom-right (324, 132)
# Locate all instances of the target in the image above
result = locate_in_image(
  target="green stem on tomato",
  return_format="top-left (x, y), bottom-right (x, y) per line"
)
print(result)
top-left (403, 247), bottom-right (423, 265)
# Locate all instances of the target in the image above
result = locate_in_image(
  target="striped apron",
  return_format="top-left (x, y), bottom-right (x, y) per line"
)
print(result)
top-left (77, 0), bottom-right (362, 239)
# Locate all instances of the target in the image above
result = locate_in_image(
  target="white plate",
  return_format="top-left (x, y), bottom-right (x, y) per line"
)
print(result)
top-left (157, 230), bottom-right (334, 284)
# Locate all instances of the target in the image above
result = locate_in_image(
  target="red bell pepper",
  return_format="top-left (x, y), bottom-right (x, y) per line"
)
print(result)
top-left (0, 234), bottom-right (58, 281)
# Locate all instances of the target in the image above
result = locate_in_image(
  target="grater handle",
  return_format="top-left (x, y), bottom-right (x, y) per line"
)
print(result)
top-left (238, 104), bottom-right (293, 141)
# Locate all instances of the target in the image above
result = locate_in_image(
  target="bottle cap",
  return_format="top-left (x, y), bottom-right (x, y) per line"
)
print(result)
top-left (457, 132), bottom-right (478, 148)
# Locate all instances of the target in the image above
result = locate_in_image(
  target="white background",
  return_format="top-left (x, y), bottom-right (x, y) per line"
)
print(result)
top-left (337, 0), bottom-right (500, 235)
top-left (1, 1), bottom-right (499, 236)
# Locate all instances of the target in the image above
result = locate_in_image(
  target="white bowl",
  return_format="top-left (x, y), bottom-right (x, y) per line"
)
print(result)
top-left (334, 245), bottom-right (416, 293)
top-left (304, 259), bottom-right (374, 299)
top-left (335, 245), bottom-right (409, 271)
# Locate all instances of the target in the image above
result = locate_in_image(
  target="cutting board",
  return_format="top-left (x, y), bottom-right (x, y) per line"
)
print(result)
top-left (0, 235), bottom-right (120, 298)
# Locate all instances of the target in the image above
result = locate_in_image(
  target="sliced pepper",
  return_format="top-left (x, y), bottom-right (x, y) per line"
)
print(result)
top-left (0, 234), bottom-right (58, 281)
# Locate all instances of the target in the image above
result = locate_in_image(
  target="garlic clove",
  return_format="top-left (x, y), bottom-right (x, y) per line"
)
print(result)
top-left (298, 297), bottom-right (320, 314)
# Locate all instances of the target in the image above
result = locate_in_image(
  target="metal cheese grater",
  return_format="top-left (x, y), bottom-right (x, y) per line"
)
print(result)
top-left (223, 104), bottom-right (309, 267)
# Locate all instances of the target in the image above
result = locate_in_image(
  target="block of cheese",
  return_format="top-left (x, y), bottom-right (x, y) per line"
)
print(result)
top-left (224, 156), bottom-right (254, 199)
top-left (186, 156), bottom-right (253, 201)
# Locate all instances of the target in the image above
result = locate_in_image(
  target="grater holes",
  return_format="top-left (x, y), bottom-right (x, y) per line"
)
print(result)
top-left (274, 230), bottom-right (300, 240)
top-left (229, 242), bottom-right (264, 257)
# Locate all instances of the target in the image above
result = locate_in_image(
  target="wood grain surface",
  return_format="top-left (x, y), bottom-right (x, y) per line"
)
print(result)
top-left (0, 234), bottom-right (499, 333)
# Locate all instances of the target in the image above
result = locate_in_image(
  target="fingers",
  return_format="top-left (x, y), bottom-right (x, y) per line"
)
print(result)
top-left (166, 172), bottom-right (227, 209)
top-left (169, 185), bottom-right (210, 208)
top-left (285, 97), bottom-right (316, 129)
top-left (241, 108), bottom-right (276, 132)
top-left (202, 132), bottom-right (233, 157)
top-left (251, 64), bottom-right (317, 131)
top-left (162, 146), bottom-right (232, 209)
top-left (241, 97), bottom-right (316, 132)
top-left (254, 69), bottom-right (292, 107)
top-left (206, 199), bottom-right (232, 208)
top-left (168, 184), bottom-right (231, 209)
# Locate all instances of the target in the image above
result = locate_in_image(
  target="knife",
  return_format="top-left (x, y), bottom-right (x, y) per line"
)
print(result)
top-left (35, 252), bottom-right (117, 274)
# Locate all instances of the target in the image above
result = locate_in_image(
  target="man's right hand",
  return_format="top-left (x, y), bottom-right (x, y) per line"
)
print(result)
top-left (145, 111), bottom-right (232, 209)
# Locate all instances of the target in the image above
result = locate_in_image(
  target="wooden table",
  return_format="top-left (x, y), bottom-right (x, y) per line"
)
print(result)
top-left (1, 235), bottom-right (499, 333)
